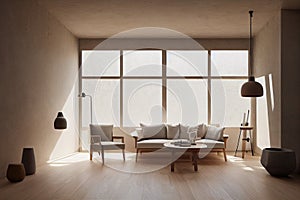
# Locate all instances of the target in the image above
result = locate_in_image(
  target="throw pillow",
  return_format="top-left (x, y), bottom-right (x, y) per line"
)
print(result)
top-left (179, 124), bottom-right (189, 139)
top-left (188, 125), bottom-right (199, 141)
top-left (179, 124), bottom-right (199, 139)
top-left (90, 124), bottom-right (113, 141)
top-left (140, 123), bottom-right (166, 139)
top-left (197, 123), bottom-right (207, 138)
top-left (188, 125), bottom-right (199, 133)
top-left (166, 124), bottom-right (180, 139)
top-left (135, 128), bottom-right (143, 139)
top-left (204, 125), bottom-right (225, 141)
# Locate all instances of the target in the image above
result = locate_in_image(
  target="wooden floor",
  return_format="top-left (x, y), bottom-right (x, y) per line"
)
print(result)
top-left (0, 152), bottom-right (299, 200)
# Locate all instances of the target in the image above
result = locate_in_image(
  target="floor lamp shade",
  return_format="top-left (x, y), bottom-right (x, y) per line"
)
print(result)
top-left (241, 76), bottom-right (263, 97)
top-left (54, 112), bottom-right (67, 129)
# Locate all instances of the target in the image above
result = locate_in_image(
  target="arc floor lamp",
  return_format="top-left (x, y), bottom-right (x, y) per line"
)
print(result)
top-left (78, 92), bottom-right (93, 124)
top-left (241, 10), bottom-right (263, 97)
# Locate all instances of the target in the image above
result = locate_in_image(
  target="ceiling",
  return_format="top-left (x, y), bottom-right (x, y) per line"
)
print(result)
top-left (37, 0), bottom-right (300, 38)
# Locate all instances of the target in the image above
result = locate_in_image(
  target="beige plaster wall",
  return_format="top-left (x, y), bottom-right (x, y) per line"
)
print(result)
top-left (0, 0), bottom-right (79, 178)
top-left (253, 12), bottom-right (281, 153)
top-left (253, 9), bottom-right (300, 173)
top-left (281, 9), bottom-right (300, 173)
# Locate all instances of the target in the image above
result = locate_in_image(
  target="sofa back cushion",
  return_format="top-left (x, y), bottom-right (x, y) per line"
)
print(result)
top-left (140, 123), bottom-right (166, 139)
top-left (166, 124), bottom-right (180, 139)
top-left (204, 125), bottom-right (225, 141)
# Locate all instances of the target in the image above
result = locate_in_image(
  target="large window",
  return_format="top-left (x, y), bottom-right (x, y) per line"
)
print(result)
top-left (82, 50), bottom-right (120, 76)
top-left (80, 49), bottom-right (250, 128)
top-left (167, 51), bottom-right (208, 76)
top-left (211, 50), bottom-right (248, 76)
top-left (167, 79), bottom-right (207, 124)
top-left (82, 79), bottom-right (120, 126)
top-left (123, 50), bottom-right (162, 76)
top-left (123, 79), bottom-right (162, 126)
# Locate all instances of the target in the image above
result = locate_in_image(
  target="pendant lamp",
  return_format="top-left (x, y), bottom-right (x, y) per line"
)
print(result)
top-left (241, 10), bottom-right (263, 97)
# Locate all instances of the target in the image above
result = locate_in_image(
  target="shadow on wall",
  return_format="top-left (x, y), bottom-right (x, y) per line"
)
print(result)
top-left (49, 81), bottom-right (79, 161)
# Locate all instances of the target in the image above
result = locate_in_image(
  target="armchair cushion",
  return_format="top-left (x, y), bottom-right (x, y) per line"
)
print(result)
top-left (90, 124), bottom-right (113, 141)
top-left (100, 141), bottom-right (125, 150)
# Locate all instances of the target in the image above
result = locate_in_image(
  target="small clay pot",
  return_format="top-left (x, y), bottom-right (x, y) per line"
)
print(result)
top-left (6, 163), bottom-right (26, 183)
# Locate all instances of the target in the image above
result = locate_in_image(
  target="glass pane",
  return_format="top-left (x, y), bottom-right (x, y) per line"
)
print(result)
top-left (123, 50), bottom-right (162, 76)
top-left (82, 79), bottom-right (120, 127)
top-left (82, 50), bottom-right (120, 76)
top-left (211, 50), bottom-right (248, 76)
top-left (167, 51), bottom-right (208, 76)
top-left (123, 79), bottom-right (162, 126)
top-left (167, 80), bottom-right (207, 124)
top-left (211, 79), bottom-right (250, 126)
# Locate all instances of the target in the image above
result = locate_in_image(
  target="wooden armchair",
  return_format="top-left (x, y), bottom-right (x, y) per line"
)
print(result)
top-left (90, 124), bottom-right (125, 163)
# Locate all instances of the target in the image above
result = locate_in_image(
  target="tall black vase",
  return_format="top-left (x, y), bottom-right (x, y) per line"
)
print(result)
top-left (21, 147), bottom-right (36, 175)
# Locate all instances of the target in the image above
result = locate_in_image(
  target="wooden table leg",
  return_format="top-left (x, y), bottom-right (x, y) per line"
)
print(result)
top-left (171, 162), bottom-right (175, 172)
top-left (192, 151), bottom-right (198, 172)
top-left (171, 150), bottom-right (175, 172)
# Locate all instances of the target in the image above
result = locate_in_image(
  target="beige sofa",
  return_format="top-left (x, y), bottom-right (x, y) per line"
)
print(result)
top-left (131, 123), bottom-right (228, 162)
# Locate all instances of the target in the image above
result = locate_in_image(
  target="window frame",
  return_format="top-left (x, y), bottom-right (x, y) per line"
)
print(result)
top-left (80, 49), bottom-right (249, 128)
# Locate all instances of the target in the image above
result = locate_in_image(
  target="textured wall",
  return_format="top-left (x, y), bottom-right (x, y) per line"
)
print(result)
top-left (253, 9), bottom-right (300, 173)
top-left (281, 9), bottom-right (300, 173)
top-left (0, 0), bottom-right (79, 177)
top-left (253, 12), bottom-right (281, 153)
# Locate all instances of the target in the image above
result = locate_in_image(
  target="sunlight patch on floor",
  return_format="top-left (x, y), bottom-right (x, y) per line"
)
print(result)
top-left (243, 166), bottom-right (254, 171)
top-left (227, 155), bottom-right (245, 162)
top-left (48, 153), bottom-right (88, 167)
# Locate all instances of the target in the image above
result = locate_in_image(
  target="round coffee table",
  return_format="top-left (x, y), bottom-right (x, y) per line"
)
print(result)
top-left (164, 142), bottom-right (207, 172)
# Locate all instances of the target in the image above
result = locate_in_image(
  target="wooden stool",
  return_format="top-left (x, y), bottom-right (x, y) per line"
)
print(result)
top-left (234, 126), bottom-right (254, 158)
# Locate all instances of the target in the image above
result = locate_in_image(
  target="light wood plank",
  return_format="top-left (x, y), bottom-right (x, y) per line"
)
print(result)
top-left (0, 152), bottom-right (299, 200)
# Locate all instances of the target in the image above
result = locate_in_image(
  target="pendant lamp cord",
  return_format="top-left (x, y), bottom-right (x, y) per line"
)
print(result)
top-left (249, 10), bottom-right (253, 77)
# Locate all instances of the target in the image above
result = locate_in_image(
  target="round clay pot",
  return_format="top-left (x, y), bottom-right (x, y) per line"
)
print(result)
top-left (6, 163), bottom-right (26, 183)
top-left (261, 148), bottom-right (296, 177)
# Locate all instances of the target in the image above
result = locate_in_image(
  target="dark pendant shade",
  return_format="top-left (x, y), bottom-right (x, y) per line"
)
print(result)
top-left (241, 76), bottom-right (263, 97)
top-left (54, 112), bottom-right (67, 129)
top-left (241, 10), bottom-right (263, 97)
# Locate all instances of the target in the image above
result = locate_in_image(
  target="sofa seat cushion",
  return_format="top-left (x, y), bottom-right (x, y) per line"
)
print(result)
top-left (137, 139), bottom-right (171, 149)
top-left (196, 139), bottom-right (225, 149)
